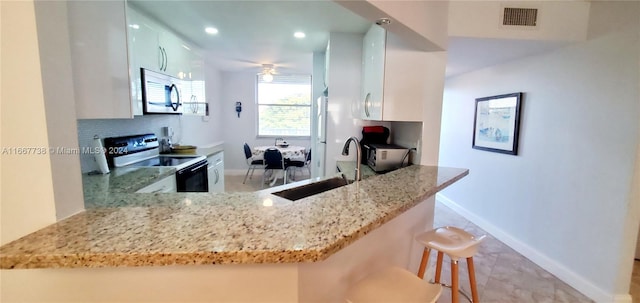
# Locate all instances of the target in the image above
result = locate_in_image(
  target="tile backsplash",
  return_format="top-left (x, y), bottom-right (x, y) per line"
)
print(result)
top-left (77, 115), bottom-right (180, 173)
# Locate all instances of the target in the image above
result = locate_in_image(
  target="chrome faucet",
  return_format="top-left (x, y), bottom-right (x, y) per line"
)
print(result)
top-left (342, 136), bottom-right (362, 181)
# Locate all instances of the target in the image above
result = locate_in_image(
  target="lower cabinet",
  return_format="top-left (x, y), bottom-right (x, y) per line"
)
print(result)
top-left (207, 152), bottom-right (225, 193)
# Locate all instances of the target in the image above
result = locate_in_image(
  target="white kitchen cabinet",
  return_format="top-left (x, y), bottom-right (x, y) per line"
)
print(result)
top-left (127, 7), bottom-right (192, 78)
top-left (126, 7), bottom-right (159, 116)
top-left (182, 51), bottom-right (207, 116)
top-left (360, 24), bottom-right (431, 122)
top-left (126, 4), bottom-right (200, 116)
top-left (207, 152), bottom-right (225, 193)
top-left (159, 31), bottom-right (192, 79)
top-left (67, 1), bottom-right (133, 119)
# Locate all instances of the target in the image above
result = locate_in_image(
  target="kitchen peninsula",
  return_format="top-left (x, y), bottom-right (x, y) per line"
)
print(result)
top-left (0, 165), bottom-right (468, 302)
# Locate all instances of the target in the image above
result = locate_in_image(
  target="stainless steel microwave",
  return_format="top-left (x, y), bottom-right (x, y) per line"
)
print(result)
top-left (140, 68), bottom-right (183, 114)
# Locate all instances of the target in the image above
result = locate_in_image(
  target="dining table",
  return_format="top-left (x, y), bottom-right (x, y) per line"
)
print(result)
top-left (253, 145), bottom-right (306, 186)
top-left (252, 145), bottom-right (306, 161)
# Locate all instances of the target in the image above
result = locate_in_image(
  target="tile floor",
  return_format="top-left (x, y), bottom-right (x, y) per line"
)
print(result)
top-left (224, 171), bottom-right (624, 302)
top-left (429, 204), bottom-right (592, 303)
top-left (225, 167), bottom-right (311, 192)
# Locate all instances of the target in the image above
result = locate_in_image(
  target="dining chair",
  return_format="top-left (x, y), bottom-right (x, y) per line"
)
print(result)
top-left (262, 148), bottom-right (288, 188)
top-left (286, 148), bottom-right (311, 181)
top-left (243, 143), bottom-right (264, 184)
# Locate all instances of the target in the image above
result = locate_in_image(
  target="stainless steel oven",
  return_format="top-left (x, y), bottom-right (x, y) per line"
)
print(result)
top-left (176, 159), bottom-right (208, 192)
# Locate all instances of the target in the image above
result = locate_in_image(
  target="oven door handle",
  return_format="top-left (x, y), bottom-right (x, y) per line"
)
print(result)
top-left (189, 162), bottom-right (208, 173)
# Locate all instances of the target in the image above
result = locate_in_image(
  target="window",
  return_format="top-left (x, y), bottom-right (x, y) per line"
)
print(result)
top-left (257, 74), bottom-right (311, 137)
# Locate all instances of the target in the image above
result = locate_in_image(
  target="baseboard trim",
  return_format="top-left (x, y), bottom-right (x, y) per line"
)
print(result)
top-left (436, 193), bottom-right (630, 303)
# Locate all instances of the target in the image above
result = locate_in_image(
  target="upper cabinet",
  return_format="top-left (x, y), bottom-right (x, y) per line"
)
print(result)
top-left (67, 1), bottom-right (133, 119)
top-left (361, 25), bottom-right (385, 120)
top-left (182, 52), bottom-right (207, 116)
top-left (127, 5), bottom-right (204, 116)
top-left (158, 31), bottom-right (192, 78)
top-left (360, 24), bottom-right (431, 122)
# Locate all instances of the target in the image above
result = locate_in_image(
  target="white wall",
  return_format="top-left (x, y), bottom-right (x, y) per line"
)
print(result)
top-left (335, 1), bottom-right (445, 52)
top-left (418, 51), bottom-right (447, 166)
top-left (0, 0), bottom-right (58, 245)
top-left (389, 121), bottom-right (422, 164)
top-left (368, 0), bottom-right (449, 49)
top-left (438, 2), bottom-right (639, 301)
top-left (33, 0), bottom-right (84, 220)
top-left (448, 1), bottom-right (590, 41)
top-left (219, 72), bottom-right (312, 172)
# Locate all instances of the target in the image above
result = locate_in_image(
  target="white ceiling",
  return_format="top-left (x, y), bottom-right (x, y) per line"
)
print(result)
top-left (129, 0), bottom-right (371, 74)
top-left (130, 1), bottom-right (570, 77)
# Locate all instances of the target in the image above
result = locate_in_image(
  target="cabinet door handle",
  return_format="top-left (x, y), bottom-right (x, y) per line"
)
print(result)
top-left (158, 46), bottom-right (164, 71)
top-left (169, 84), bottom-right (180, 111)
top-left (162, 47), bottom-right (168, 71)
top-left (364, 92), bottom-right (371, 117)
top-left (214, 169), bottom-right (220, 184)
top-left (190, 95), bottom-right (198, 113)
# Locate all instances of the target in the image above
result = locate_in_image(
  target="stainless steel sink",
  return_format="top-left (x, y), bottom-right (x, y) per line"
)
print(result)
top-left (272, 177), bottom-right (349, 201)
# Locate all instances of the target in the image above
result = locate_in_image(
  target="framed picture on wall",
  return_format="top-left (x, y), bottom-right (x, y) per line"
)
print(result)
top-left (472, 92), bottom-right (523, 155)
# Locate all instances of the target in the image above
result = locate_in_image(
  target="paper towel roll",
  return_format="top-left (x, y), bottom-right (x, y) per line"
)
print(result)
top-left (93, 136), bottom-right (110, 174)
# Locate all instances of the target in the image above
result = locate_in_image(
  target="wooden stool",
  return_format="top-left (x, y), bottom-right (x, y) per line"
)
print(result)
top-left (416, 226), bottom-right (486, 303)
top-left (345, 267), bottom-right (442, 303)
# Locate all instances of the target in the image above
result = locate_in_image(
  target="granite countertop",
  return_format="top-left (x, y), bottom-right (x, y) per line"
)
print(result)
top-left (82, 167), bottom-right (176, 198)
top-left (0, 165), bottom-right (468, 269)
top-left (195, 145), bottom-right (224, 158)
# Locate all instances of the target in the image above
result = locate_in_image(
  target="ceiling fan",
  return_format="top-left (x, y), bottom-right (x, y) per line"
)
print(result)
top-left (259, 64), bottom-right (277, 82)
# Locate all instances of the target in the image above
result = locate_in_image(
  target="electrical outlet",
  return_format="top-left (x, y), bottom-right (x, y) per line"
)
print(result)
top-left (162, 126), bottom-right (174, 137)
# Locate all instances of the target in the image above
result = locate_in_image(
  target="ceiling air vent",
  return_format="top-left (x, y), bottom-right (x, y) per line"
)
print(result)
top-left (502, 7), bottom-right (538, 27)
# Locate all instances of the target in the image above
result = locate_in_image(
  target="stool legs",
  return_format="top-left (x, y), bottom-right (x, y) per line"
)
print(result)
top-left (467, 257), bottom-right (479, 303)
top-left (451, 260), bottom-right (459, 303)
top-left (428, 254), bottom-right (480, 303)
top-left (434, 251), bottom-right (444, 283)
top-left (418, 247), bottom-right (431, 279)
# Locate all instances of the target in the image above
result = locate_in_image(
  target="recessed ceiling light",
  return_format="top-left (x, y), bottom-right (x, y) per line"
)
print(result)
top-left (205, 27), bottom-right (219, 35)
top-left (294, 31), bottom-right (306, 39)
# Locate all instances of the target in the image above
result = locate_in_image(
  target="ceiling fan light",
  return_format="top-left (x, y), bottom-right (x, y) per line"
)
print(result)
top-left (262, 73), bottom-right (274, 82)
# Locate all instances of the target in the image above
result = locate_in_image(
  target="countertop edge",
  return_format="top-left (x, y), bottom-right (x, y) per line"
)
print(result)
top-left (0, 166), bottom-right (469, 269)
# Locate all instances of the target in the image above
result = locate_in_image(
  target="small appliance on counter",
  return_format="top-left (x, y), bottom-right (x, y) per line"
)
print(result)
top-left (359, 126), bottom-right (390, 164)
top-left (365, 143), bottom-right (410, 173)
top-left (103, 133), bottom-right (208, 192)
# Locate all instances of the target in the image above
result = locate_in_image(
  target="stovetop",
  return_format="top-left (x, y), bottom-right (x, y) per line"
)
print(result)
top-left (128, 156), bottom-right (200, 167)
top-left (103, 133), bottom-right (205, 170)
